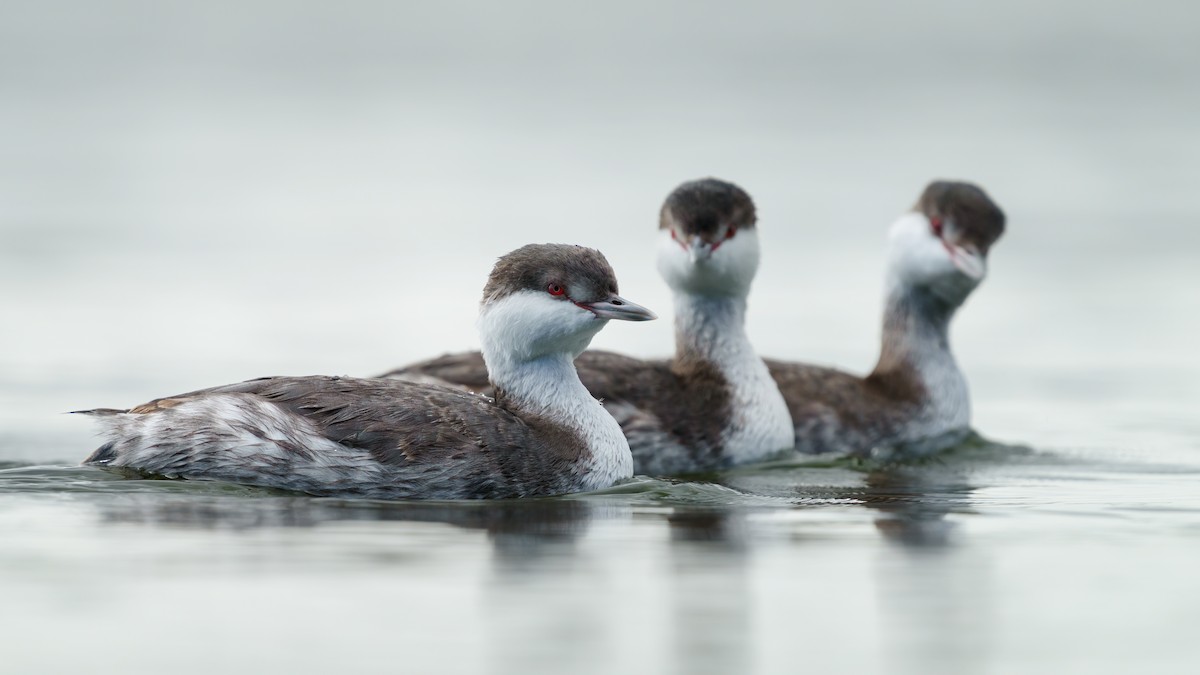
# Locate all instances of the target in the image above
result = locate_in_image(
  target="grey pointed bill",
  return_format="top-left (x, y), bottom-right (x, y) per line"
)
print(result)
top-left (949, 245), bottom-right (987, 280)
top-left (578, 294), bottom-right (658, 321)
top-left (687, 235), bottom-right (715, 263)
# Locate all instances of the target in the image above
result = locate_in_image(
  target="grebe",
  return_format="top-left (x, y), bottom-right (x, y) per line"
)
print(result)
top-left (77, 244), bottom-right (656, 499)
top-left (384, 179), bottom-right (794, 475)
top-left (766, 180), bottom-right (1006, 458)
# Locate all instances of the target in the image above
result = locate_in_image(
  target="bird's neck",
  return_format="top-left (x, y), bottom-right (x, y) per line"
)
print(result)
top-left (672, 292), bottom-right (794, 461)
top-left (484, 350), bottom-right (633, 488)
top-left (871, 285), bottom-right (968, 415)
top-left (672, 292), bottom-right (755, 371)
top-left (486, 351), bottom-right (594, 418)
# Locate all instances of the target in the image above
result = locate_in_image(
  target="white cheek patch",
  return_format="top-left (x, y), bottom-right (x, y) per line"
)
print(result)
top-left (887, 215), bottom-right (956, 281)
top-left (711, 229), bottom-right (761, 287)
top-left (886, 213), bottom-right (985, 299)
top-left (478, 291), bottom-right (605, 364)
top-left (656, 229), bottom-right (692, 288)
top-left (656, 229), bottom-right (761, 296)
top-left (888, 214), bottom-right (952, 280)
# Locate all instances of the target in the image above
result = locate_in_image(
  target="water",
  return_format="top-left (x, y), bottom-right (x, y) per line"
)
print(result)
top-left (3, 1), bottom-right (1199, 673)
top-left (4, 443), bottom-right (1200, 673)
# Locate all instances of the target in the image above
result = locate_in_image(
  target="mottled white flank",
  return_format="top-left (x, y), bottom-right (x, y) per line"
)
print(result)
top-left (478, 291), bottom-right (633, 488)
top-left (93, 394), bottom-right (388, 487)
top-left (658, 228), bottom-right (794, 464)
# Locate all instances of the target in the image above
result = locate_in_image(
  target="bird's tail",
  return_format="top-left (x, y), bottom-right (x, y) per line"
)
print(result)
top-left (69, 408), bottom-right (131, 465)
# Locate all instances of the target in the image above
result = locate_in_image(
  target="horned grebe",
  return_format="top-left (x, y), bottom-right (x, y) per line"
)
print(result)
top-left (77, 244), bottom-right (656, 499)
top-left (766, 180), bottom-right (1006, 458)
top-left (384, 179), bottom-right (794, 475)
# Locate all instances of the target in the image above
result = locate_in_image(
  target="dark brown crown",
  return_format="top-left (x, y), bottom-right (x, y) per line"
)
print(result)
top-left (482, 244), bottom-right (618, 305)
top-left (659, 178), bottom-right (757, 241)
top-left (915, 180), bottom-right (1006, 254)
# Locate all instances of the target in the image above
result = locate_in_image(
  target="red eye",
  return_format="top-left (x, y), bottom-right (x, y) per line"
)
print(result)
top-left (670, 229), bottom-right (688, 251)
top-left (547, 283), bottom-right (565, 296)
top-left (725, 226), bottom-right (736, 240)
top-left (930, 217), bottom-right (944, 237)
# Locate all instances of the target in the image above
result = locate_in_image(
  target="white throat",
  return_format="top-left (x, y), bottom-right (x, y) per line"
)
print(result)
top-left (671, 293), bottom-right (794, 465)
top-left (876, 285), bottom-right (971, 437)
top-left (478, 292), bottom-right (633, 487)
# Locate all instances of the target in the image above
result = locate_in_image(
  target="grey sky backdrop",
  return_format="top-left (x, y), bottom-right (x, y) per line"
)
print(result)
top-left (2, 0), bottom-right (1197, 453)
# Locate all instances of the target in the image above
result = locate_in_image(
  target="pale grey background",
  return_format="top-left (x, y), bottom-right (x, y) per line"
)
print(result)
top-left (2, 0), bottom-right (1197, 458)
top-left (2, 3), bottom-right (1199, 673)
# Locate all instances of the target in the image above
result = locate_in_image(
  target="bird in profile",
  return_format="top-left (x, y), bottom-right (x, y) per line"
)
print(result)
top-left (76, 243), bottom-right (656, 499)
top-left (766, 180), bottom-right (1006, 458)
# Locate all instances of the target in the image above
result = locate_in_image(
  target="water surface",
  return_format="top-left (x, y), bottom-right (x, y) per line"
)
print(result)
top-left (3, 1), bottom-right (1199, 673)
top-left (3, 435), bottom-right (1199, 674)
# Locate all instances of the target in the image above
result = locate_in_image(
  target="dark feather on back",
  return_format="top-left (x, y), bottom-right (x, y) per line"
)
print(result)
top-left (382, 350), bottom-right (732, 471)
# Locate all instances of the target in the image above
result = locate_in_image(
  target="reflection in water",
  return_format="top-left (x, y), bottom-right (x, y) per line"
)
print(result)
top-left (481, 505), bottom-right (757, 675)
top-left (12, 446), bottom-right (1121, 674)
top-left (703, 442), bottom-right (1011, 673)
top-left (666, 510), bottom-right (753, 675)
top-left (865, 469), bottom-right (972, 547)
top-left (6, 443), bottom-right (1200, 672)
top-left (94, 489), bottom-right (598, 562)
top-left (862, 467), bottom-right (994, 675)
top-left (668, 509), bottom-right (749, 549)
top-left (81, 479), bottom-right (628, 675)
top-left (480, 500), bottom-right (620, 675)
